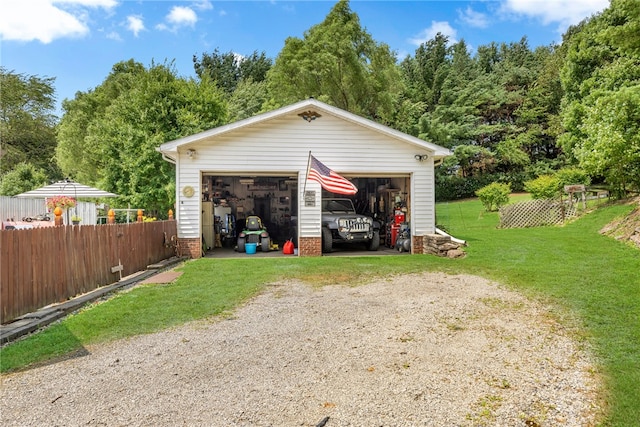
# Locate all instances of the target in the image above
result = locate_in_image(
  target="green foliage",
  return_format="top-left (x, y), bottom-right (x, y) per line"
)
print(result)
top-left (267, 0), bottom-right (400, 120)
top-left (524, 175), bottom-right (561, 199)
top-left (475, 182), bottom-right (511, 211)
top-left (560, 0), bottom-right (640, 193)
top-left (0, 162), bottom-right (48, 196)
top-left (193, 49), bottom-right (272, 94)
top-left (0, 68), bottom-right (60, 179)
top-left (577, 85), bottom-right (640, 194)
top-left (227, 79), bottom-right (270, 122)
top-left (56, 60), bottom-right (227, 214)
top-left (435, 173), bottom-right (492, 202)
top-left (555, 167), bottom-right (591, 187)
top-left (453, 145), bottom-right (496, 177)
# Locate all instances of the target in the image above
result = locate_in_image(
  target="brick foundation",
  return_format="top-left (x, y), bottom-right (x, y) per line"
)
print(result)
top-left (299, 237), bottom-right (322, 257)
top-left (411, 236), bottom-right (424, 255)
top-left (178, 238), bottom-right (201, 259)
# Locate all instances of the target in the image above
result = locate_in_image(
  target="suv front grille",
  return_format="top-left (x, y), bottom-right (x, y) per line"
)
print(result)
top-left (339, 219), bottom-right (371, 232)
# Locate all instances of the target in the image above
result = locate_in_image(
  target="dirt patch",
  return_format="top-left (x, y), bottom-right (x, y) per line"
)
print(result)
top-left (0, 273), bottom-right (602, 426)
top-left (600, 197), bottom-right (640, 248)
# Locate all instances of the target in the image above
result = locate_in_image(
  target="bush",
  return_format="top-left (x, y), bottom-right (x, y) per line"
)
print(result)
top-left (555, 167), bottom-right (591, 188)
top-left (524, 175), bottom-right (561, 199)
top-left (475, 182), bottom-right (511, 212)
top-left (435, 174), bottom-right (495, 202)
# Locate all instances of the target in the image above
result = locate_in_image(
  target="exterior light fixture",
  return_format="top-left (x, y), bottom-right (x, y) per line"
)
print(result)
top-left (414, 154), bottom-right (428, 161)
top-left (186, 149), bottom-right (196, 158)
top-left (298, 110), bottom-right (322, 122)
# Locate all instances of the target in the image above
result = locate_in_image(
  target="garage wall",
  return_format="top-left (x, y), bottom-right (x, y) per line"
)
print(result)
top-left (175, 110), bottom-right (435, 240)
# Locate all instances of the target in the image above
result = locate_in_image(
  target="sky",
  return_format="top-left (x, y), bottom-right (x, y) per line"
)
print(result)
top-left (1, 0), bottom-right (610, 116)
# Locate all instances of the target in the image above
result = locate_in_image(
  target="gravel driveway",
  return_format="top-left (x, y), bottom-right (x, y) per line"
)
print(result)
top-left (1, 272), bottom-right (601, 426)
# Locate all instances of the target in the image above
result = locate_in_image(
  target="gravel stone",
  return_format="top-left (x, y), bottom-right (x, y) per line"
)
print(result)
top-left (0, 273), bottom-right (602, 426)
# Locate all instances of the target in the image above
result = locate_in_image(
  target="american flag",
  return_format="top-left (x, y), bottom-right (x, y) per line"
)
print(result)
top-left (307, 155), bottom-right (358, 195)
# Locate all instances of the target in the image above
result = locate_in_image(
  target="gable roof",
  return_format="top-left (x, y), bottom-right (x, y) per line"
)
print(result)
top-left (158, 98), bottom-right (451, 159)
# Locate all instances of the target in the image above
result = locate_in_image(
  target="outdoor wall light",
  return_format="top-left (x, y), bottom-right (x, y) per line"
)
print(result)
top-left (186, 149), bottom-right (196, 158)
top-left (414, 154), bottom-right (428, 161)
top-left (298, 110), bottom-right (322, 122)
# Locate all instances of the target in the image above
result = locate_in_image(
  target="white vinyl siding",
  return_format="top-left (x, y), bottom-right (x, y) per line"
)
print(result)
top-left (172, 108), bottom-right (441, 240)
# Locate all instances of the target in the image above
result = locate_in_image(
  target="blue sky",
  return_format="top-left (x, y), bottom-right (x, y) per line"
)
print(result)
top-left (1, 0), bottom-right (609, 116)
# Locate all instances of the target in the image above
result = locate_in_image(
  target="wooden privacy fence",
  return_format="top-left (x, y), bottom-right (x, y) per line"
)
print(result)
top-left (499, 199), bottom-right (577, 229)
top-left (0, 220), bottom-right (177, 324)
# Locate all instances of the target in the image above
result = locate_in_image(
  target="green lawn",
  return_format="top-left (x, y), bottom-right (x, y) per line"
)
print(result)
top-left (1, 196), bottom-right (638, 426)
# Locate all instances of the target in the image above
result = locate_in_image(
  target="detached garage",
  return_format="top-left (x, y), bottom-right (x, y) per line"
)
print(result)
top-left (158, 98), bottom-right (451, 258)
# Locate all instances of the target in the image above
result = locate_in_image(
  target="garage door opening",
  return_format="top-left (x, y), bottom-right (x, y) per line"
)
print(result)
top-left (200, 174), bottom-right (410, 256)
top-left (201, 175), bottom-right (297, 254)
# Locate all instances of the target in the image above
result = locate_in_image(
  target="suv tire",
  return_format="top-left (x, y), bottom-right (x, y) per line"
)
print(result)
top-left (367, 230), bottom-right (380, 251)
top-left (322, 227), bottom-right (333, 253)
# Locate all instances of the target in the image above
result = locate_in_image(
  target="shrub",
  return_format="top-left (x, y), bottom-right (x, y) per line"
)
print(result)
top-left (435, 174), bottom-right (495, 202)
top-left (524, 175), bottom-right (561, 199)
top-left (555, 167), bottom-right (591, 188)
top-left (475, 182), bottom-right (511, 212)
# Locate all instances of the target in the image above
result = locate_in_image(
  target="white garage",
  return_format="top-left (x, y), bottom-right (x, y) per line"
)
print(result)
top-left (158, 98), bottom-right (451, 258)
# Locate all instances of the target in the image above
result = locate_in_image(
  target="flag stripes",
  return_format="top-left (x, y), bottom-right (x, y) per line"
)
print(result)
top-left (307, 155), bottom-right (358, 195)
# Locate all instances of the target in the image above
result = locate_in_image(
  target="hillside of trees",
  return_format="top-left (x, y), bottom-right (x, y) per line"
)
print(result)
top-left (1, 0), bottom-right (638, 214)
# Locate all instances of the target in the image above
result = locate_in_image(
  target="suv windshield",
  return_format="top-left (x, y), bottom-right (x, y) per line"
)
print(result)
top-left (322, 199), bottom-right (354, 213)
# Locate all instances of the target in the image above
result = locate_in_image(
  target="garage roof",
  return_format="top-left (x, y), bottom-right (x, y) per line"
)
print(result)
top-left (158, 98), bottom-right (451, 159)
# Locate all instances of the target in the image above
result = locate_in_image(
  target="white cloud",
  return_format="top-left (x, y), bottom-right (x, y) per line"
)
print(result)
top-left (500, 0), bottom-right (609, 31)
top-left (0, 0), bottom-right (117, 43)
top-left (458, 6), bottom-right (490, 29)
top-left (156, 5), bottom-right (198, 32)
top-left (192, 0), bottom-right (213, 11)
top-left (106, 31), bottom-right (122, 41)
top-left (166, 6), bottom-right (197, 27)
top-left (127, 15), bottom-right (145, 37)
top-left (409, 21), bottom-right (458, 46)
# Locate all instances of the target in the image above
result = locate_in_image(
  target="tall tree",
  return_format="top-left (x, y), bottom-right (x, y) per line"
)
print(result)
top-left (267, 0), bottom-right (400, 121)
top-left (560, 0), bottom-right (640, 193)
top-left (400, 33), bottom-right (450, 110)
top-left (0, 68), bottom-right (59, 178)
top-left (56, 60), bottom-right (227, 214)
top-left (56, 60), bottom-right (147, 185)
top-left (193, 49), bottom-right (272, 95)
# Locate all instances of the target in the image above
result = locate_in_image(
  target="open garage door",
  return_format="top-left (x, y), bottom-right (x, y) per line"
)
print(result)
top-left (200, 174), bottom-right (411, 256)
top-left (200, 175), bottom-right (297, 253)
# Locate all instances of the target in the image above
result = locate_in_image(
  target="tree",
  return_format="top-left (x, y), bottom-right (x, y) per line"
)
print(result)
top-left (400, 33), bottom-right (450, 110)
top-left (559, 0), bottom-right (640, 193)
top-left (267, 0), bottom-right (400, 121)
top-left (227, 79), bottom-right (270, 122)
top-left (0, 68), bottom-right (59, 178)
top-left (56, 61), bottom-right (228, 214)
top-left (193, 49), bottom-right (272, 95)
top-left (0, 162), bottom-right (48, 196)
top-left (56, 60), bottom-right (147, 185)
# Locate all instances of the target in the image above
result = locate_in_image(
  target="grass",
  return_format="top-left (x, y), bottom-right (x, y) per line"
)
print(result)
top-left (1, 196), bottom-right (639, 426)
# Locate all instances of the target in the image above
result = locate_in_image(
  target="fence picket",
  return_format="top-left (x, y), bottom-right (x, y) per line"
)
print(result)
top-left (0, 221), bottom-right (177, 323)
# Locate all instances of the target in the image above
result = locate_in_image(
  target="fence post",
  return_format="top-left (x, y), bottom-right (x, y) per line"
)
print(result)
top-left (108, 209), bottom-right (116, 224)
top-left (137, 209), bottom-right (143, 223)
top-left (54, 207), bottom-right (63, 226)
